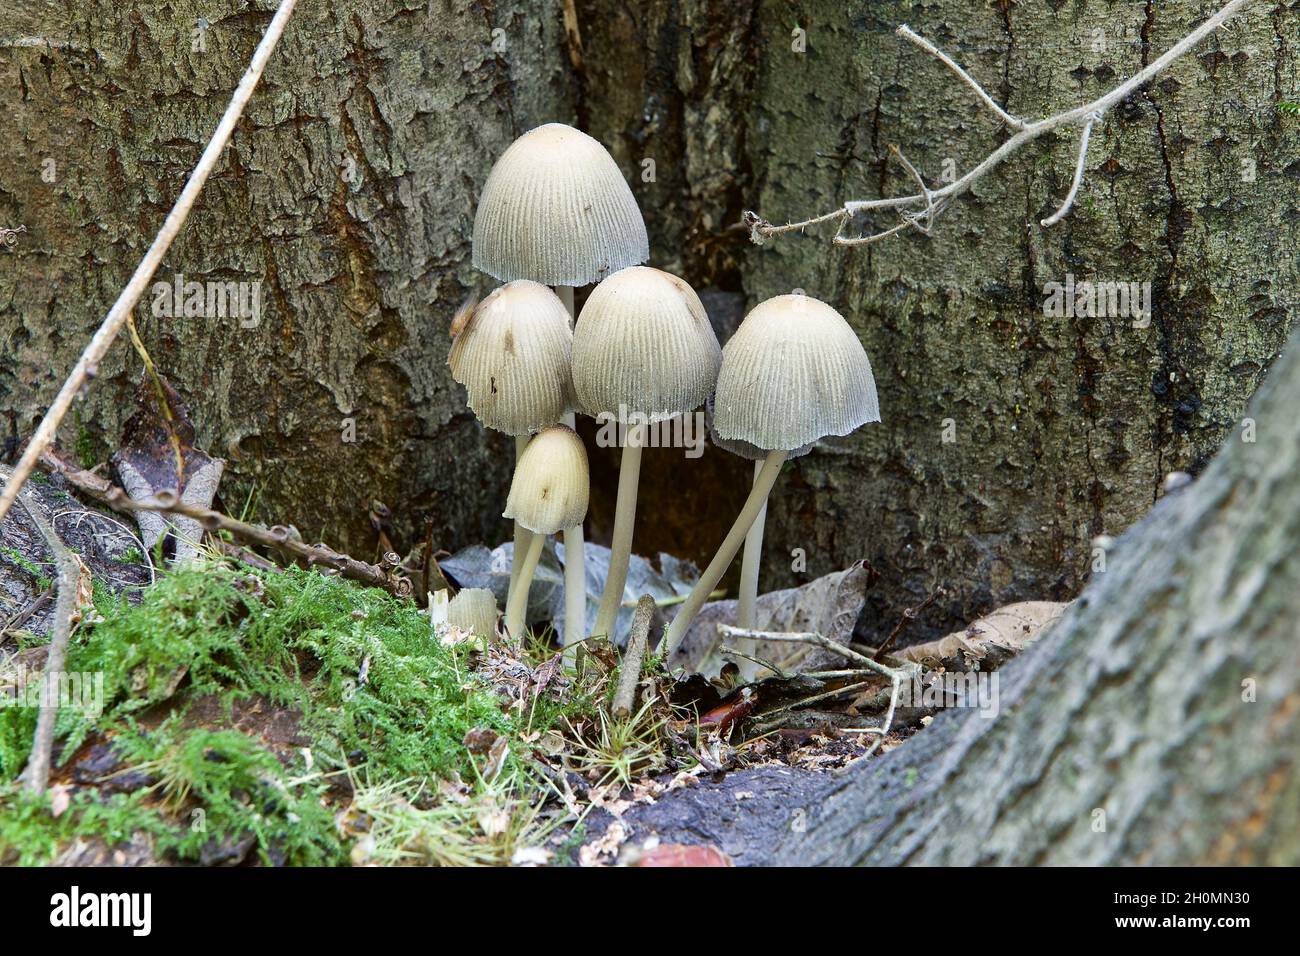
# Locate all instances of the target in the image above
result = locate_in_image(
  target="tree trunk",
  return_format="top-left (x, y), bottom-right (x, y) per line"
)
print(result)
top-left (1, 0), bottom-right (573, 554)
top-left (3, 0), bottom-right (1296, 642)
top-left (803, 319), bottom-right (1300, 864)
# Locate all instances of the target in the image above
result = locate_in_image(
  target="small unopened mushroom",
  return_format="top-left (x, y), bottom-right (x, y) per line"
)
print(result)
top-left (472, 123), bottom-right (649, 651)
top-left (448, 280), bottom-right (573, 615)
top-left (572, 266), bottom-right (721, 639)
top-left (502, 425), bottom-right (590, 640)
top-left (447, 587), bottom-right (499, 638)
top-left (663, 294), bottom-right (880, 662)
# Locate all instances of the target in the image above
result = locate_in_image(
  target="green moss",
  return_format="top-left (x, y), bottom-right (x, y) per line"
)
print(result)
top-left (0, 560), bottom-right (552, 865)
top-left (1, 546), bottom-right (52, 591)
top-left (0, 786), bottom-right (164, 866)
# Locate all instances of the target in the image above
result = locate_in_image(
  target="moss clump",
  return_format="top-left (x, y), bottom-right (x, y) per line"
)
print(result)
top-left (0, 560), bottom-right (539, 865)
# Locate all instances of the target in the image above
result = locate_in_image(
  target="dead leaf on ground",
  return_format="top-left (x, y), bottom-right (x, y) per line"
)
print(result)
top-left (670, 561), bottom-right (874, 677)
top-left (112, 375), bottom-right (224, 562)
top-left (893, 600), bottom-right (1070, 672)
top-left (633, 843), bottom-right (733, 867)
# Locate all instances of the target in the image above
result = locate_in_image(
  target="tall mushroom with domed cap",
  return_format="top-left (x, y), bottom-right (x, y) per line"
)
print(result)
top-left (662, 293), bottom-right (880, 664)
top-left (502, 425), bottom-right (590, 641)
top-left (572, 266), bottom-right (721, 640)
top-left (472, 122), bottom-right (649, 650)
top-left (448, 280), bottom-right (572, 619)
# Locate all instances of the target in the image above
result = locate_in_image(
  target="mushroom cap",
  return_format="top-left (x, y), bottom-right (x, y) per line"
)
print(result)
top-left (571, 266), bottom-right (721, 424)
top-left (713, 294), bottom-right (880, 451)
top-left (472, 124), bottom-right (649, 287)
top-left (503, 425), bottom-right (590, 535)
top-left (447, 280), bottom-right (573, 436)
top-left (706, 394), bottom-right (813, 461)
top-left (447, 587), bottom-right (499, 637)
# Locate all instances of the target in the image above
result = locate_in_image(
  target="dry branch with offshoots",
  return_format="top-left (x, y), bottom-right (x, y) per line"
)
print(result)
top-left (37, 449), bottom-right (410, 596)
top-left (744, 0), bottom-right (1256, 246)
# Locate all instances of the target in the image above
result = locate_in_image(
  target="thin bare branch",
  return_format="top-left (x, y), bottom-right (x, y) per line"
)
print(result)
top-left (1041, 111), bottom-right (1100, 227)
top-left (748, 0), bottom-right (1255, 245)
top-left (0, 0), bottom-right (299, 528)
top-left (716, 623), bottom-right (896, 679)
top-left (13, 487), bottom-right (80, 795)
top-left (37, 448), bottom-right (410, 596)
top-left (896, 24), bottom-right (1026, 130)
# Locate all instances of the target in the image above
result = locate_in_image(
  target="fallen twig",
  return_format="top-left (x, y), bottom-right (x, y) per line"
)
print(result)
top-left (716, 623), bottom-right (917, 749)
top-left (0, 0), bottom-right (299, 529)
top-left (716, 623), bottom-right (893, 678)
top-left (612, 595), bottom-right (654, 718)
top-left (873, 587), bottom-right (945, 661)
top-left (38, 448), bottom-right (410, 596)
top-left (14, 489), bottom-right (80, 795)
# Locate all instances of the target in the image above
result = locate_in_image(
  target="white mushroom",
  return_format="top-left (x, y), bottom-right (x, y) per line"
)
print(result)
top-left (571, 266), bottom-right (721, 640)
top-left (501, 425), bottom-right (590, 641)
top-left (663, 294), bottom-right (880, 664)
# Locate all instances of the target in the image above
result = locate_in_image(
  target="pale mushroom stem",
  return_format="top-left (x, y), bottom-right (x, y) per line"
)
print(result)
top-left (663, 449), bottom-right (787, 659)
top-left (737, 459), bottom-right (768, 629)
top-left (508, 434), bottom-right (533, 600)
top-left (735, 459), bottom-right (769, 680)
top-left (555, 284), bottom-right (588, 656)
top-left (504, 531), bottom-right (545, 640)
top-left (593, 422), bottom-right (644, 639)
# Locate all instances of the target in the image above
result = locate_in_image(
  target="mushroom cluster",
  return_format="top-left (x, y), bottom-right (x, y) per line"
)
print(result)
top-left (450, 124), bottom-right (880, 674)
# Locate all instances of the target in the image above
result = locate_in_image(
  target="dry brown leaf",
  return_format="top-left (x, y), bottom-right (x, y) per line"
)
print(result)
top-left (634, 843), bottom-right (733, 867)
top-left (112, 375), bottom-right (224, 562)
top-left (894, 600), bottom-right (1070, 672)
top-left (671, 561), bottom-right (873, 676)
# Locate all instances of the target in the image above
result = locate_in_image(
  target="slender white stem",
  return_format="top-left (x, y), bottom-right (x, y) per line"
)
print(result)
top-left (749, 0), bottom-right (1255, 246)
top-left (508, 434), bottom-right (532, 602)
top-left (0, 0), bottom-right (300, 528)
top-left (592, 422), bottom-right (643, 639)
top-left (504, 531), bottom-right (545, 639)
top-left (1041, 112), bottom-right (1099, 227)
top-left (562, 510), bottom-right (586, 648)
top-left (561, 524), bottom-right (585, 669)
top-left (735, 460), bottom-right (769, 681)
top-left (555, 285), bottom-right (575, 321)
top-left (663, 450), bottom-right (787, 661)
top-left (737, 460), bottom-right (767, 629)
top-left (554, 285), bottom-right (587, 658)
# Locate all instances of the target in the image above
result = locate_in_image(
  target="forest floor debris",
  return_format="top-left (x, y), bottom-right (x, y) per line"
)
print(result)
top-left (1, 468), bottom-right (1067, 866)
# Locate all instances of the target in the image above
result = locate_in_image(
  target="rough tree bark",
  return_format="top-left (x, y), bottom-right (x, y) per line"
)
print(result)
top-left (820, 312), bottom-right (1300, 867)
top-left (3, 1), bottom-right (1297, 647)
top-left (1, 0), bottom-right (573, 553)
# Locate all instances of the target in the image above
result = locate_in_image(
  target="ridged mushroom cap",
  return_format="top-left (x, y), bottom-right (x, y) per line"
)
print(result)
top-left (571, 266), bottom-right (721, 424)
top-left (503, 425), bottom-right (590, 535)
top-left (706, 395), bottom-right (812, 461)
top-left (447, 587), bottom-right (499, 637)
top-left (713, 294), bottom-right (880, 450)
top-left (447, 280), bottom-right (573, 436)
top-left (472, 124), bottom-right (649, 287)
